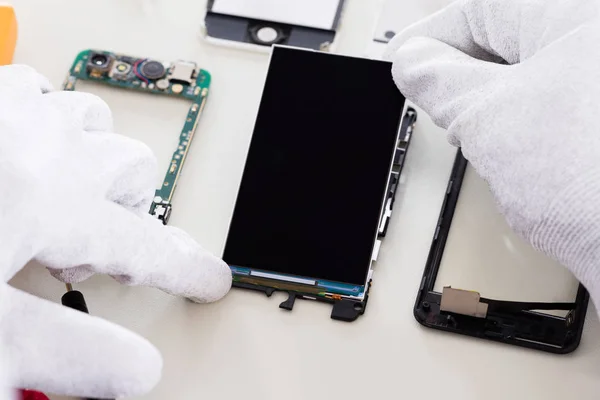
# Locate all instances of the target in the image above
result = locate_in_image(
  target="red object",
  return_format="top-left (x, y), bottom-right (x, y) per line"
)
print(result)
top-left (18, 390), bottom-right (50, 400)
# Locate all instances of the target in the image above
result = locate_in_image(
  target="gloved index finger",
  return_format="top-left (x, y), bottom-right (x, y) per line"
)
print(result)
top-left (383, 0), bottom-right (527, 65)
top-left (40, 200), bottom-right (232, 304)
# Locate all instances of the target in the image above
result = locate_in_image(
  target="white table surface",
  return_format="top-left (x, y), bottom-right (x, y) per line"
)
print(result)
top-left (7, 0), bottom-right (600, 399)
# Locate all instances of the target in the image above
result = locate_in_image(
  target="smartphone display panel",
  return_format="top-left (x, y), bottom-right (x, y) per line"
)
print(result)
top-left (224, 46), bottom-right (405, 306)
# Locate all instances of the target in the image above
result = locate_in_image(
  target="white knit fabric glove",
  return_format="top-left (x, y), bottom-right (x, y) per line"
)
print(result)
top-left (0, 65), bottom-right (231, 399)
top-left (385, 0), bottom-right (600, 308)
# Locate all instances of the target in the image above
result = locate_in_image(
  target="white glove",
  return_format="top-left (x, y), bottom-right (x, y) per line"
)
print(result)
top-left (385, 0), bottom-right (600, 308)
top-left (0, 65), bottom-right (232, 399)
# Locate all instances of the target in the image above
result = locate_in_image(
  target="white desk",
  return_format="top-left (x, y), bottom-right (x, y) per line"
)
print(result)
top-left (8, 0), bottom-right (600, 399)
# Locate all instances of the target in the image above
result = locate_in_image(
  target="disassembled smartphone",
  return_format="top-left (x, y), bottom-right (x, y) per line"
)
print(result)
top-left (64, 49), bottom-right (211, 225)
top-left (223, 45), bottom-right (415, 322)
top-left (414, 151), bottom-right (589, 353)
top-left (203, 0), bottom-right (345, 51)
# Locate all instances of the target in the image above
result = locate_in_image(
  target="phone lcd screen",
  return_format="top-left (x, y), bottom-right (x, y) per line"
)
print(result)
top-left (223, 47), bottom-right (404, 286)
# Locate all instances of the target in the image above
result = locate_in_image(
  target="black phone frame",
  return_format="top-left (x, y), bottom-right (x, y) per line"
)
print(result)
top-left (414, 150), bottom-right (589, 353)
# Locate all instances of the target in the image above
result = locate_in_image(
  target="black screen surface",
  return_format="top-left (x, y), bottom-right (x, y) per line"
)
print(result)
top-left (223, 47), bottom-right (404, 285)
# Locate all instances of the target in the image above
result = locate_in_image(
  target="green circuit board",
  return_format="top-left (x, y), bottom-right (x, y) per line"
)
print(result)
top-left (64, 49), bottom-right (211, 224)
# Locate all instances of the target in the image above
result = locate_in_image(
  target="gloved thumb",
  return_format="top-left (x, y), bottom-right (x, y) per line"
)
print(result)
top-left (388, 36), bottom-right (505, 131)
top-left (1, 284), bottom-right (162, 398)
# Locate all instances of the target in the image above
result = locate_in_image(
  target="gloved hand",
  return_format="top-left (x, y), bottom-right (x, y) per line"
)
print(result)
top-left (385, 0), bottom-right (600, 307)
top-left (0, 65), bottom-right (232, 399)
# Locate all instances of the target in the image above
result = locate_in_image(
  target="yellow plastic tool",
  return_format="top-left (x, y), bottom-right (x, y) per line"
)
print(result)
top-left (0, 4), bottom-right (17, 65)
